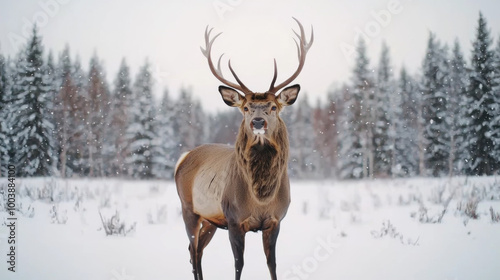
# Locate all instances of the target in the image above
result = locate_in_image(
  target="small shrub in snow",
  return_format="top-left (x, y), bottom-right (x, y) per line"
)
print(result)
top-left (4, 201), bottom-right (36, 218)
top-left (318, 187), bottom-right (335, 219)
top-left (39, 178), bottom-right (60, 202)
top-left (98, 209), bottom-right (136, 236)
top-left (464, 198), bottom-right (479, 219)
top-left (490, 207), bottom-right (500, 223)
top-left (73, 195), bottom-right (84, 212)
top-left (398, 191), bottom-right (422, 206)
top-left (486, 183), bottom-right (500, 200)
top-left (457, 196), bottom-right (480, 220)
top-left (50, 204), bottom-right (68, 224)
top-left (412, 194), bottom-right (451, 224)
top-left (18, 202), bottom-right (35, 218)
top-left (371, 220), bottom-right (419, 246)
top-left (429, 184), bottom-right (447, 204)
top-left (1, 189), bottom-right (35, 218)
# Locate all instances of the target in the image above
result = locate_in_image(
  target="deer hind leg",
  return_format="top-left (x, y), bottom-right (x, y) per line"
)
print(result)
top-left (182, 209), bottom-right (203, 280)
top-left (195, 220), bottom-right (218, 279)
top-left (262, 220), bottom-right (280, 280)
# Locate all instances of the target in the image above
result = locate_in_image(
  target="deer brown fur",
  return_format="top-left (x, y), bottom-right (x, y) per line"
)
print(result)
top-left (175, 18), bottom-right (313, 280)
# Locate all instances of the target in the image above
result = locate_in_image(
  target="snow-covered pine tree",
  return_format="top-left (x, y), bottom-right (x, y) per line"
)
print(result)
top-left (0, 51), bottom-right (10, 176)
top-left (288, 94), bottom-right (317, 178)
top-left (54, 45), bottom-right (74, 177)
top-left (125, 60), bottom-right (157, 178)
top-left (62, 54), bottom-right (88, 177)
top-left (448, 40), bottom-right (469, 175)
top-left (174, 87), bottom-right (205, 157)
top-left (9, 26), bottom-right (56, 176)
top-left (338, 85), bottom-right (364, 179)
top-left (312, 99), bottom-right (326, 178)
top-left (45, 51), bottom-right (59, 173)
top-left (392, 66), bottom-right (420, 177)
top-left (420, 32), bottom-right (450, 176)
top-left (340, 39), bottom-right (374, 179)
top-left (208, 108), bottom-right (240, 145)
top-left (319, 89), bottom-right (341, 178)
top-left (464, 13), bottom-right (498, 175)
top-left (153, 89), bottom-right (177, 179)
top-left (106, 58), bottom-right (133, 176)
top-left (84, 53), bottom-right (110, 177)
top-left (373, 42), bottom-right (395, 177)
top-left (191, 99), bottom-right (207, 148)
top-left (489, 36), bottom-right (500, 172)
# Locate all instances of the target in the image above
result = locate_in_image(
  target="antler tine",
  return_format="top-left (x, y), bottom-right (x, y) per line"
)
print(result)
top-left (228, 60), bottom-right (251, 94)
top-left (217, 54), bottom-right (225, 78)
top-left (293, 17), bottom-right (314, 51)
top-left (293, 38), bottom-right (301, 61)
top-left (269, 18), bottom-right (313, 94)
top-left (201, 26), bottom-right (252, 94)
top-left (268, 59), bottom-right (278, 92)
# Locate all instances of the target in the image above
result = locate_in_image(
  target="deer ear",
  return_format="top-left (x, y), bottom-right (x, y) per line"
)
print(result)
top-left (277, 84), bottom-right (300, 106)
top-left (219, 86), bottom-right (244, 107)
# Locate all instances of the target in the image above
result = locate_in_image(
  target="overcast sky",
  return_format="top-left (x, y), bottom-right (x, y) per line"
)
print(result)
top-left (1, 0), bottom-right (499, 112)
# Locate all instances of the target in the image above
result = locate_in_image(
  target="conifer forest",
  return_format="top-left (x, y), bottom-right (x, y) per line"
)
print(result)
top-left (1, 13), bottom-right (500, 180)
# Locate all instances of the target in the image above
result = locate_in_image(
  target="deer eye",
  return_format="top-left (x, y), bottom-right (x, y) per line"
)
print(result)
top-left (271, 106), bottom-right (277, 111)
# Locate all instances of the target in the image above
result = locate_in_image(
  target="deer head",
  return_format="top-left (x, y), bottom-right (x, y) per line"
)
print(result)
top-left (201, 18), bottom-right (313, 144)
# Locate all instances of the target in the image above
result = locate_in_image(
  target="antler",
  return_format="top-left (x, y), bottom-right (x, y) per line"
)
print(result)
top-left (200, 26), bottom-right (252, 95)
top-left (268, 17), bottom-right (314, 94)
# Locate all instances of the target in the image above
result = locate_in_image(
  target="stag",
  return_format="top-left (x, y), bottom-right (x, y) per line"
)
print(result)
top-left (175, 18), bottom-right (313, 280)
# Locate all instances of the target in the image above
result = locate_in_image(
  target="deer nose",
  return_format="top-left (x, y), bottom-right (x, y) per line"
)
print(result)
top-left (252, 118), bottom-right (266, 130)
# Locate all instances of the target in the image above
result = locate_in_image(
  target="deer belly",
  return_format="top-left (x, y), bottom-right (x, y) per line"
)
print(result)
top-left (192, 173), bottom-right (226, 219)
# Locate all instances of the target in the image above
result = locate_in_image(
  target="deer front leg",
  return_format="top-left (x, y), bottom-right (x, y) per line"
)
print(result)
top-left (262, 220), bottom-right (280, 280)
top-left (228, 224), bottom-right (246, 280)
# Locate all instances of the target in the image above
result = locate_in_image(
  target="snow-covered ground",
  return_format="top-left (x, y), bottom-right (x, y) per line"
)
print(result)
top-left (1, 177), bottom-right (499, 280)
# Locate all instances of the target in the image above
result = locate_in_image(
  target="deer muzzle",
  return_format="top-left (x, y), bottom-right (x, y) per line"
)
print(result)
top-left (252, 117), bottom-right (266, 135)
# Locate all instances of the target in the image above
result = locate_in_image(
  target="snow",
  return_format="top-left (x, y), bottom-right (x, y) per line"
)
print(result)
top-left (1, 177), bottom-right (500, 280)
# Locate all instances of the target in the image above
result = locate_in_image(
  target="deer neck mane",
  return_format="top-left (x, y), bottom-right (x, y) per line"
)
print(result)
top-left (235, 119), bottom-right (289, 201)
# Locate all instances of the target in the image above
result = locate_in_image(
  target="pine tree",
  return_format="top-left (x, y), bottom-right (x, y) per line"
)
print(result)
top-left (339, 39), bottom-right (375, 179)
top-left (106, 58), bottom-right (133, 176)
top-left (191, 99), bottom-right (207, 148)
top-left (153, 89), bottom-right (177, 178)
top-left (392, 67), bottom-right (420, 177)
top-left (9, 26), bottom-right (56, 176)
top-left (338, 85), bottom-right (363, 179)
top-left (420, 32), bottom-right (450, 176)
top-left (319, 90), bottom-right (340, 178)
top-left (312, 94), bottom-right (338, 178)
top-left (0, 52), bottom-right (10, 176)
top-left (125, 60), bottom-right (157, 178)
top-left (208, 109), bottom-right (241, 144)
top-left (63, 55), bottom-right (88, 177)
top-left (84, 53), bottom-right (110, 176)
top-left (288, 94), bottom-right (317, 178)
top-left (373, 42), bottom-right (395, 177)
top-left (45, 51), bottom-right (59, 173)
top-left (174, 88), bottom-right (204, 156)
top-left (489, 36), bottom-right (500, 171)
top-left (464, 13), bottom-right (498, 175)
top-left (448, 40), bottom-right (469, 175)
top-left (54, 45), bottom-right (74, 177)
